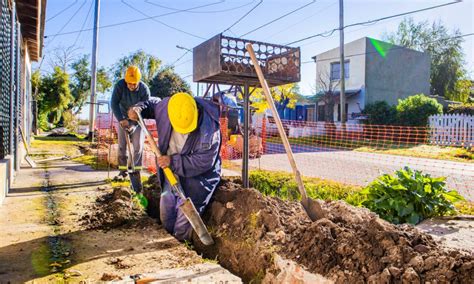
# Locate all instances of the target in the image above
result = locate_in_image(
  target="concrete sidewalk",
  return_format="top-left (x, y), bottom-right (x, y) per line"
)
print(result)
top-left (0, 159), bottom-right (240, 283)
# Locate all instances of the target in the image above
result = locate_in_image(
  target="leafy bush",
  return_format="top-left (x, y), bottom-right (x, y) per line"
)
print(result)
top-left (356, 167), bottom-right (464, 224)
top-left (362, 101), bottom-right (397, 125)
top-left (249, 170), bottom-right (361, 202)
top-left (447, 103), bottom-right (474, 115)
top-left (396, 94), bottom-right (443, 126)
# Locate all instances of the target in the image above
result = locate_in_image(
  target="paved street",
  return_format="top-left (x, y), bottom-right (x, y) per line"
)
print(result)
top-left (234, 146), bottom-right (474, 201)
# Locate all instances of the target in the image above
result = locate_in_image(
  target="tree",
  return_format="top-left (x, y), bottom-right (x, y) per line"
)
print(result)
top-left (70, 55), bottom-right (112, 114)
top-left (149, 67), bottom-right (191, 98)
top-left (313, 70), bottom-right (339, 122)
top-left (112, 50), bottom-right (161, 84)
top-left (248, 83), bottom-right (300, 114)
top-left (384, 18), bottom-right (467, 101)
top-left (36, 66), bottom-right (74, 128)
top-left (447, 79), bottom-right (472, 103)
top-left (47, 45), bottom-right (81, 72)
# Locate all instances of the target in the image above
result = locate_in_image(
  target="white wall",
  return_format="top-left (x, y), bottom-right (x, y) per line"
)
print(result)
top-left (315, 37), bottom-right (367, 92)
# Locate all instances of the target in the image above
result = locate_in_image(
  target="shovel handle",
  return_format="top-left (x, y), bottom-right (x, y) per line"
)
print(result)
top-left (135, 111), bottom-right (180, 187)
top-left (246, 43), bottom-right (308, 200)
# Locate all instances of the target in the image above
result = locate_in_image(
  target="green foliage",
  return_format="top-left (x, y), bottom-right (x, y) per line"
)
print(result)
top-left (36, 67), bottom-right (74, 128)
top-left (448, 103), bottom-right (474, 115)
top-left (362, 101), bottom-right (397, 125)
top-left (249, 170), bottom-right (361, 202)
top-left (396, 94), bottom-right (443, 126)
top-left (61, 110), bottom-right (77, 131)
top-left (149, 67), bottom-right (191, 98)
top-left (112, 50), bottom-right (161, 84)
top-left (356, 167), bottom-right (464, 224)
top-left (385, 18), bottom-right (467, 100)
top-left (70, 55), bottom-right (112, 114)
top-left (447, 79), bottom-right (472, 103)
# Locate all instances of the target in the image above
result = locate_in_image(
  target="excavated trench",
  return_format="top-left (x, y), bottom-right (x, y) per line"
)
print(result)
top-left (83, 176), bottom-right (474, 283)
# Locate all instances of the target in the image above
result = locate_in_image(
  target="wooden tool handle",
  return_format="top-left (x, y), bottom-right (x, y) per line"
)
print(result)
top-left (135, 112), bottom-right (179, 187)
top-left (246, 43), bottom-right (307, 200)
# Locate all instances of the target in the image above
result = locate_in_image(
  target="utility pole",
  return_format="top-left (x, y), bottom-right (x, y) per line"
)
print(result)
top-left (339, 0), bottom-right (346, 123)
top-left (88, 0), bottom-right (101, 141)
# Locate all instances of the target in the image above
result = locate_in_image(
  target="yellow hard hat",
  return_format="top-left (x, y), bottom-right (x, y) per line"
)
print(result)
top-left (168, 92), bottom-right (198, 134)
top-left (125, 66), bottom-right (141, 84)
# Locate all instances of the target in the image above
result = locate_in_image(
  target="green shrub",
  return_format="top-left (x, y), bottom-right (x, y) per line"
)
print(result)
top-left (396, 94), bottom-right (443, 126)
top-left (356, 167), bottom-right (464, 224)
top-left (249, 170), bottom-right (361, 202)
top-left (447, 103), bottom-right (474, 115)
top-left (362, 101), bottom-right (397, 125)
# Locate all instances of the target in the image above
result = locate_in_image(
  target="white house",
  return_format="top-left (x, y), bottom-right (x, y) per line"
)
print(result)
top-left (312, 37), bottom-right (431, 122)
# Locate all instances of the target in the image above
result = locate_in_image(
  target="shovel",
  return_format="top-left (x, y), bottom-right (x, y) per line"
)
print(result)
top-left (246, 43), bottom-right (325, 221)
top-left (135, 111), bottom-right (214, 246)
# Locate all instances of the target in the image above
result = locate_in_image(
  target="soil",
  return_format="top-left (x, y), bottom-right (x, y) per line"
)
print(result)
top-left (80, 186), bottom-right (156, 230)
top-left (193, 178), bottom-right (474, 283)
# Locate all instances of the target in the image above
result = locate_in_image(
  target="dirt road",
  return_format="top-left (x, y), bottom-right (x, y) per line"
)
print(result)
top-left (0, 158), bottom-right (239, 283)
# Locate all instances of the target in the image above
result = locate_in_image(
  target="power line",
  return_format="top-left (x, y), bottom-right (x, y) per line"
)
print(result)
top-left (222, 0), bottom-right (263, 34)
top-left (73, 0), bottom-right (94, 46)
top-left (305, 32), bottom-right (474, 64)
top-left (266, 0), bottom-right (337, 41)
top-left (286, 0), bottom-right (461, 45)
top-left (44, 0), bottom-right (87, 48)
top-left (46, 0), bottom-right (78, 22)
top-left (240, 0), bottom-right (316, 37)
top-left (170, 51), bottom-right (191, 67)
top-left (145, 0), bottom-right (257, 14)
top-left (174, 58), bottom-right (193, 68)
top-left (121, 0), bottom-right (206, 40)
top-left (44, 1), bottom-right (231, 38)
top-left (300, 15), bottom-right (403, 48)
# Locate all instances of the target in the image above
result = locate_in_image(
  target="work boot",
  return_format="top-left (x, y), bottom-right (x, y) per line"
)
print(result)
top-left (113, 170), bottom-right (128, 182)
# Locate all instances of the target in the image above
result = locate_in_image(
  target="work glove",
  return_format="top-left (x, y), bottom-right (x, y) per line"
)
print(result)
top-left (119, 119), bottom-right (129, 129)
top-left (127, 106), bottom-right (142, 122)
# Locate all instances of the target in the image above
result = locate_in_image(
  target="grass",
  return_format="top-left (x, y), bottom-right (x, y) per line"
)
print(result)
top-left (72, 155), bottom-right (109, 170)
top-left (249, 170), bottom-right (361, 203)
top-left (265, 135), bottom-right (473, 163)
top-left (455, 201), bottom-right (474, 215)
top-left (248, 169), bottom-right (473, 217)
top-left (356, 145), bottom-right (473, 163)
top-left (31, 135), bottom-right (89, 157)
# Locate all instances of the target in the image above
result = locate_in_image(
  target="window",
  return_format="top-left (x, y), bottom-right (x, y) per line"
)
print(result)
top-left (330, 61), bottom-right (350, 80)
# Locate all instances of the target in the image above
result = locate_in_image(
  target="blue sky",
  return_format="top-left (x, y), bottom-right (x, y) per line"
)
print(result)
top-left (41, 0), bottom-right (473, 101)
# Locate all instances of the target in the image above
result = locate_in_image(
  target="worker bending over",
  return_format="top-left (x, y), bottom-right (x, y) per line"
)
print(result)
top-left (129, 92), bottom-right (221, 241)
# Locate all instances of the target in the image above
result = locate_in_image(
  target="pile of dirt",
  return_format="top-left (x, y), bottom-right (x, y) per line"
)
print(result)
top-left (80, 187), bottom-right (155, 230)
top-left (194, 178), bottom-right (474, 283)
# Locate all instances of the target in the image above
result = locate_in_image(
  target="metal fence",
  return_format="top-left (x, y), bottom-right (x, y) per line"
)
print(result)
top-left (0, 0), bottom-right (22, 166)
top-left (0, 0), bottom-right (23, 172)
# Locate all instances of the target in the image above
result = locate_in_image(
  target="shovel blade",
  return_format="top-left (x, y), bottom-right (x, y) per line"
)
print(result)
top-left (179, 198), bottom-right (214, 246)
top-left (129, 172), bottom-right (143, 193)
top-left (301, 197), bottom-right (325, 222)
